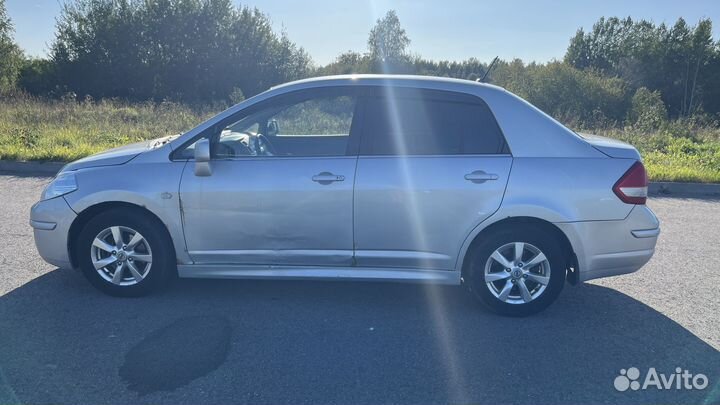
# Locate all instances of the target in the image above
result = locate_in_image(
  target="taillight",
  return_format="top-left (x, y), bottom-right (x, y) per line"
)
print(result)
top-left (613, 161), bottom-right (648, 204)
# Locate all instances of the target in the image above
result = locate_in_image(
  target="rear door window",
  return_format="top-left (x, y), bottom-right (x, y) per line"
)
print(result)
top-left (361, 88), bottom-right (508, 155)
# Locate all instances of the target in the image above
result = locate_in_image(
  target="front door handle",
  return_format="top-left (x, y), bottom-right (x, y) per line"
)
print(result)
top-left (464, 170), bottom-right (499, 183)
top-left (312, 172), bottom-right (345, 185)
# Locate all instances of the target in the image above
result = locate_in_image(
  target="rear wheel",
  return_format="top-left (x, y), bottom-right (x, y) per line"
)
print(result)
top-left (465, 225), bottom-right (566, 316)
top-left (77, 209), bottom-right (174, 297)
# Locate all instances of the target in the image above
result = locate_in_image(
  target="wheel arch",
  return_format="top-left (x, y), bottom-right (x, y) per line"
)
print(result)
top-left (67, 201), bottom-right (176, 269)
top-left (459, 216), bottom-right (579, 285)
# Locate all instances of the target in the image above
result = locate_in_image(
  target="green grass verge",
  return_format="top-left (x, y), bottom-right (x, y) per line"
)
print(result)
top-left (0, 97), bottom-right (210, 162)
top-left (597, 128), bottom-right (720, 183)
top-left (1, 97), bottom-right (719, 183)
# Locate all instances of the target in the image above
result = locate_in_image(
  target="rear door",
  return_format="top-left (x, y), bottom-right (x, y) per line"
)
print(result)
top-left (353, 87), bottom-right (512, 270)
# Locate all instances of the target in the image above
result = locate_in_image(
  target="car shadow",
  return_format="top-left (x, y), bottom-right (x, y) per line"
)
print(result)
top-left (0, 269), bottom-right (718, 405)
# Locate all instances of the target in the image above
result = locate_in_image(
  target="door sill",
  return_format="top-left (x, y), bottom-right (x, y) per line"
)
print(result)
top-left (177, 264), bottom-right (461, 285)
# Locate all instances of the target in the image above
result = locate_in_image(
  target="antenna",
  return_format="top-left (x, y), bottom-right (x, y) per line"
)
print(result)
top-left (478, 56), bottom-right (499, 83)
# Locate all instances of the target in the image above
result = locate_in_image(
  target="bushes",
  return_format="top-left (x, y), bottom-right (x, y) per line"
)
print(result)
top-left (593, 127), bottom-right (720, 183)
top-left (628, 87), bottom-right (668, 131)
top-left (494, 62), bottom-right (629, 128)
top-left (228, 87), bottom-right (245, 105)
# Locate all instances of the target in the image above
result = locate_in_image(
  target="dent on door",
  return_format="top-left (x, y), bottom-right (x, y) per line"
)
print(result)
top-left (178, 157), bottom-right (357, 266)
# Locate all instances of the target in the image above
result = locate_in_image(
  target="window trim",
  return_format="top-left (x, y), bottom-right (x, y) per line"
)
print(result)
top-left (357, 87), bottom-right (511, 157)
top-left (170, 86), bottom-right (365, 161)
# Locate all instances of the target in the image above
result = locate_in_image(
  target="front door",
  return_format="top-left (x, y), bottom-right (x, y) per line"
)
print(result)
top-left (178, 88), bottom-right (361, 266)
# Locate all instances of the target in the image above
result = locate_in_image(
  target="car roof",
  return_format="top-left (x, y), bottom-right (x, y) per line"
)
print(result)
top-left (269, 74), bottom-right (507, 95)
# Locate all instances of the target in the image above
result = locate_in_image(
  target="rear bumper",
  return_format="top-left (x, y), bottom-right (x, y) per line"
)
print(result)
top-left (30, 196), bottom-right (76, 269)
top-left (556, 205), bottom-right (659, 282)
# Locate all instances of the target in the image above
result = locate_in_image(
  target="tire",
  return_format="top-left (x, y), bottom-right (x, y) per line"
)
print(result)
top-left (465, 224), bottom-right (566, 316)
top-left (76, 208), bottom-right (175, 297)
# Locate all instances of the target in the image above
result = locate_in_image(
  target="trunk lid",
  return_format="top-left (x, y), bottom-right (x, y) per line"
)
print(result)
top-left (577, 133), bottom-right (641, 160)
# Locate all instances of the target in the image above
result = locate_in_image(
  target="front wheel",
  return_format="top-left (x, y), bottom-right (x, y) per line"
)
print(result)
top-left (76, 208), bottom-right (175, 297)
top-left (465, 225), bottom-right (566, 316)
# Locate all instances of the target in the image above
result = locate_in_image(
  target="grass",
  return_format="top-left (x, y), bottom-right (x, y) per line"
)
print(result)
top-left (0, 96), bottom-right (719, 182)
top-left (595, 127), bottom-right (720, 183)
top-left (0, 96), bottom-right (211, 162)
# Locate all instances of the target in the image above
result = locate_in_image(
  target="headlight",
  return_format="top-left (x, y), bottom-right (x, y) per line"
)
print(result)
top-left (41, 172), bottom-right (78, 200)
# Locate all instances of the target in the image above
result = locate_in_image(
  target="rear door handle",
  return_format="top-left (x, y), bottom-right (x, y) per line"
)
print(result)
top-left (464, 171), bottom-right (499, 183)
top-left (312, 172), bottom-right (345, 184)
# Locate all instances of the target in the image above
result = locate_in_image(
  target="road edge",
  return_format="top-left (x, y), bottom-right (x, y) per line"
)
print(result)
top-left (648, 182), bottom-right (720, 197)
top-left (0, 160), bottom-right (65, 176)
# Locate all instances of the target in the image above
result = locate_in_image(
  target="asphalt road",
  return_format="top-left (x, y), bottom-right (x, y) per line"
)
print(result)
top-left (0, 173), bottom-right (718, 405)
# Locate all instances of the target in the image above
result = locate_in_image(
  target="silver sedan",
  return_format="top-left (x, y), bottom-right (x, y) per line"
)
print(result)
top-left (31, 75), bottom-right (659, 316)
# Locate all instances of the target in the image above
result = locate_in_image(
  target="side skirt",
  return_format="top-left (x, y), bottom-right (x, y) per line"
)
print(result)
top-left (177, 264), bottom-right (461, 285)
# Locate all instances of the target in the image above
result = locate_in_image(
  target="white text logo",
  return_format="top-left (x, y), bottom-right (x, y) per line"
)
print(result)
top-left (614, 367), bottom-right (708, 392)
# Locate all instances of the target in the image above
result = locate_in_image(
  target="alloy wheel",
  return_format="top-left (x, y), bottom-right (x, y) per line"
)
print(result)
top-left (483, 242), bottom-right (551, 304)
top-left (90, 226), bottom-right (153, 286)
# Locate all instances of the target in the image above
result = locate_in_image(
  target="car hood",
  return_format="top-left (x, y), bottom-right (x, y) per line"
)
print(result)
top-left (60, 135), bottom-right (177, 172)
top-left (578, 133), bottom-right (641, 160)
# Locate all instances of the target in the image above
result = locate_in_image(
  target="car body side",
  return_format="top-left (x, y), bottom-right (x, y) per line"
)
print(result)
top-left (30, 75), bottom-right (660, 284)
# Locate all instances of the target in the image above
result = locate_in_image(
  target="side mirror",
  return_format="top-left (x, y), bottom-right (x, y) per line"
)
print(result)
top-left (194, 138), bottom-right (212, 176)
top-left (267, 119), bottom-right (279, 137)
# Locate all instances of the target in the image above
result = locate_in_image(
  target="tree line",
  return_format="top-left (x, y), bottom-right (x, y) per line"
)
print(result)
top-left (1, 0), bottom-right (719, 129)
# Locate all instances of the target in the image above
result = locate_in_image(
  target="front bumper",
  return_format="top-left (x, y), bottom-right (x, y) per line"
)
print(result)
top-left (30, 196), bottom-right (76, 269)
top-left (556, 205), bottom-right (660, 282)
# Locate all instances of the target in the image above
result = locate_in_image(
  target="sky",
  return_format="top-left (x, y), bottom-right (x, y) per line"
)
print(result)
top-left (6, 0), bottom-right (720, 66)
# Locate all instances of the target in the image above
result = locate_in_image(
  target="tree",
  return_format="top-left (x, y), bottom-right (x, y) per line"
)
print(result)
top-left (700, 39), bottom-right (720, 115)
top-left (52, 0), bottom-right (144, 99)
top-left (684, 19), bottom-right (714, 116)
top-left (564, 16), bottom-right (719, 117)
top-left (0, 0), bottom-right (23, 93)
top-left (367, 10), bottom-right (410, 65)
top-left (49, 0), bottom-right (312, 102)
top-left (318, 10), bottom-right (413, 75)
